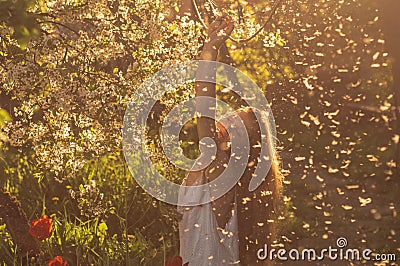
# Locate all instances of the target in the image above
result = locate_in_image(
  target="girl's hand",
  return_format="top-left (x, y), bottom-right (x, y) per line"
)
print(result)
top-left (203, 13), bottom-right (234, 52)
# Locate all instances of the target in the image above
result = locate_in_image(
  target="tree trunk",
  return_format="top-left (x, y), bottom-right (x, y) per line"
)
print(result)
top-left (0, 189), bottom-right (40, 257)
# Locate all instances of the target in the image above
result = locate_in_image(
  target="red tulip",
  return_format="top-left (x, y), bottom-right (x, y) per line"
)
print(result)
top-left (29, 214), bottom-right (52, 241)
top-left (166, 256), bottom-right (188, 266)
top-left (48, 256), bottom-right (68, 266)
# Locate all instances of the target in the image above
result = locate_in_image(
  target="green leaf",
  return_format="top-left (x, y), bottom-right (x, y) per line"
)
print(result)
top-left (98, 222), bottom-right (108, 233)
top-left (0, 109), bottom-right (11, 127)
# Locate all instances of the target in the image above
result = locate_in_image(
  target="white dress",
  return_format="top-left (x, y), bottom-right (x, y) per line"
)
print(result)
top-left (178, 176), bottom-right (240, 266)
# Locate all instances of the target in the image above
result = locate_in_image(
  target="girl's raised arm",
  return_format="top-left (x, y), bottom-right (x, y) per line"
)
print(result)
top-left (195, 14), bottom-right (234, 152)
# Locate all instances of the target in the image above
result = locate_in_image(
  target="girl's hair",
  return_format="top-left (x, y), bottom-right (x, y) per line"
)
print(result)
top-left (218, 107), bottom-right (283, 265)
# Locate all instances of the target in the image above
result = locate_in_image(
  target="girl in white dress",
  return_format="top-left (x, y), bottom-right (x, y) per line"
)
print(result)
top-left (177, 13), bottom-right (283, 266)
